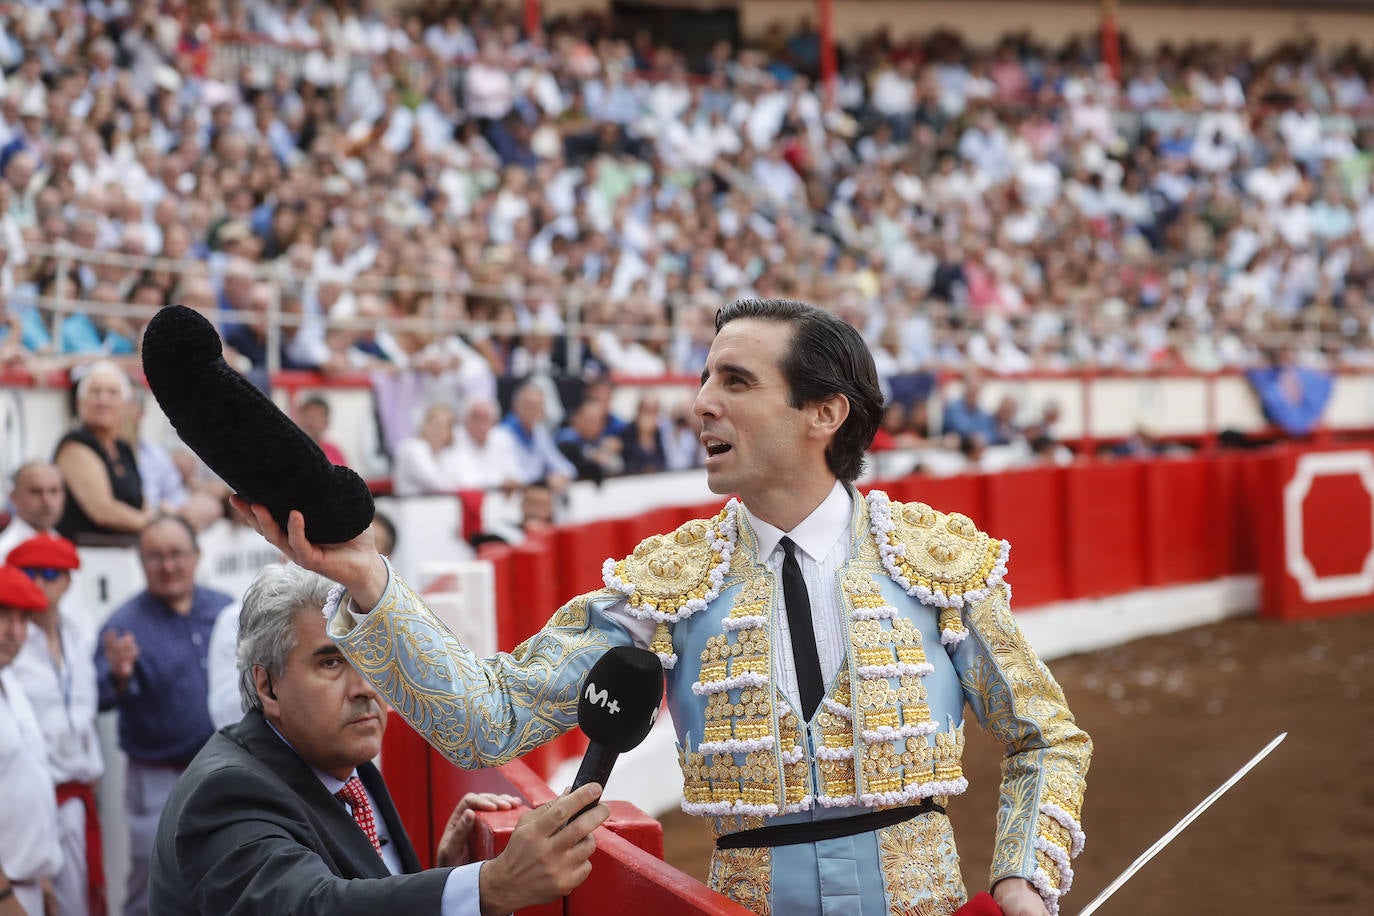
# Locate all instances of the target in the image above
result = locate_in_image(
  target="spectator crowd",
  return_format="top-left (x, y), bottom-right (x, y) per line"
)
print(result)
top-left (0, 0), bottom-right (1370, 464)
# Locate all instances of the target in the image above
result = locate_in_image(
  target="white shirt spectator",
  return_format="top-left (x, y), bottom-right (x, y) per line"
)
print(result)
top-left (648, 77), bottom-right (691, 127)
top-left (1016, 157), bottom-right (1063, 211)
top-left (300, 45), bottom-right (348, 88)
top-left (871, 67), bottom-right (916, 118)
top-left (465, 60), bottom-right (515, 120)
top-left (0, 668), bottom-right (63, 916)
top-left (1279, 106), bottom-right (1325, 162)
top-left (1126, 72), bottom-right (1170, 110)
top-left (1245, 158), bottom-right (1302, 209)
top-left (424, 21), bottom-right (475, 62)
top-left (443, 425), bottom-right (523, 491)
top-left (752, 152), bottom-right (802, 204)
top-left (392, 435), bottom-right (461, 496)
top-left (1276, 199), bottom-right (1313, 249)
top-left (1189, 70), bottom-right (1246, 110)
top-left (594, 328), bottom-right (668, 377)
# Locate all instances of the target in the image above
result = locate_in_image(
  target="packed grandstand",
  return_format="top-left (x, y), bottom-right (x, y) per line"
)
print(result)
top-left (0, 0), bottom-right (1369, 473)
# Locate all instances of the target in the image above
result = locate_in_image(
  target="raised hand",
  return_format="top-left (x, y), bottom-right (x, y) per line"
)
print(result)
top-left (103, 629), bottom-right (140, 692)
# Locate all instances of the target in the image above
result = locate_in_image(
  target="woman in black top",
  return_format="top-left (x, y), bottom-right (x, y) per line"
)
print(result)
top-left (54, 361), bottom-right (148, 544)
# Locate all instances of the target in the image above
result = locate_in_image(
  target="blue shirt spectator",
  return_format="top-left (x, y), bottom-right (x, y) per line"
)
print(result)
top-left (95, 583), bottom-right (232, 762)
top-left (502, 382), bottom-right (577, 485)
top-left (59, 311), bottom-right (136, 356)
top-left (1247, 355), bottom-right (1335, 436)
top-left (942, 381), bottom-right (998, 442)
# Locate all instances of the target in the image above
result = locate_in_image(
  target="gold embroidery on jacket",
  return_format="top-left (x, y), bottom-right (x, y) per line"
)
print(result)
top-left (709, 846), bottom-right (772, 914)
top-left (878, 814), bottom-right (967, 915)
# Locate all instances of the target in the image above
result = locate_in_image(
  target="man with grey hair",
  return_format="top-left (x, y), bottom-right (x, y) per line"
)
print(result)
top-left (153, 563), bottom-right (609, 914)
top-left (446, 396), bottom-right (521, 492)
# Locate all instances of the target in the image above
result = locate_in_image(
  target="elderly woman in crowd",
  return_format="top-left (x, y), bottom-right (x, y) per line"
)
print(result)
top-left (54, 360), bottom-right (148, 545)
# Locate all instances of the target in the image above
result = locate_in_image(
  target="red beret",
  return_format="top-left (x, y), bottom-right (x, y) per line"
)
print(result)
top-left (7, 534), bottom-right (81, 571)
top-left (0, 565), bottom-right (47, 612)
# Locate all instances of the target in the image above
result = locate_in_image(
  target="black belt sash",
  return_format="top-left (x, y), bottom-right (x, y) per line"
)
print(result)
top-left (715, 799), bottom-right (945, 849)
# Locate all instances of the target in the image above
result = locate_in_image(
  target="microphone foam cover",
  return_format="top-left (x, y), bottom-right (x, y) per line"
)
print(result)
top-left (576, 645), bottom-right (664, 753)
top-left (141, 305), bottom-right (374, 544)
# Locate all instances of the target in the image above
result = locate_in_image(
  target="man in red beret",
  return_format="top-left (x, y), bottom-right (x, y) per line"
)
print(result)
top-left (0, 564), bottom-right (63, 916)
top-left (9, 534), bottom-right (105, 915)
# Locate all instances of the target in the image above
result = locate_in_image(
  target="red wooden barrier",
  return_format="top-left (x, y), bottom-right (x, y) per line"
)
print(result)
top-left (1142, 457), bottom-right (1224, 587)
top-left (899, 473), bottom-right (989, 528)
top-left (983, 466), bottom-right (1067, 608)
top-left (477, 543), bottom-right (519, 652)
top-left (555, 521), bottom-right (619, 598)
top-left (1257, 444), bottom-right (1374, 619)
top-left (1063, 460), bottom-right (1146, 599)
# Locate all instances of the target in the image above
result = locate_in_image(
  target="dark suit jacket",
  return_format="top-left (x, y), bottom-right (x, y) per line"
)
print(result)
top-left (148, 711), bottom-right (452, 915)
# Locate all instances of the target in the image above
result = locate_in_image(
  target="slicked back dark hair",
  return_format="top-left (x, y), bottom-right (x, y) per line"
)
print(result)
top-left (714, 298), bottom-right (883, 482)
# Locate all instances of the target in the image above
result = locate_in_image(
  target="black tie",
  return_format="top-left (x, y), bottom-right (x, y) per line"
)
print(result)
top-left (779, 537), bottom-right (824, 720)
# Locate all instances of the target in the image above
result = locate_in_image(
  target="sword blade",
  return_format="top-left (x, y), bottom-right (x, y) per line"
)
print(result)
top-left (1076, 731), bottom-right (1287, 916)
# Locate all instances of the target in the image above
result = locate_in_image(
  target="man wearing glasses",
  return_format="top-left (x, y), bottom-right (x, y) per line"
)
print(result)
top-left (94, 515), bottom-right (234, 916)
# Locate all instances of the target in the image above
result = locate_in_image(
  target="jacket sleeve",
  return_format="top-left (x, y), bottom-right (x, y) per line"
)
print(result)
top-left (950, 582), bottom-right (1092, 916)
top-left (328, 563), bottom-right (636, 768)
top-left (169, 765), bottom-right (452, 915)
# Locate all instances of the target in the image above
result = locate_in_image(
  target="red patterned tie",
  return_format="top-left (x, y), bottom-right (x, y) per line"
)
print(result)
top-left (335, 776), bottom-right (382, 855)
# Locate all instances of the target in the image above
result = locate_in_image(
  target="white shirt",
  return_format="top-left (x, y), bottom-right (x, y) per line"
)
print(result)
top-left (604, 481), bottom-right (854, 716)
top-left (745, 481), bottom-right (854, 715)
top-left (443, 426), bottom-right (522, 491)
top-left (392, 437), bottom-right (460, 497)
top-left (0, 517), bottom-right (38, 562)
top-left (10, 619), bottom-right (104, 783)
top-left (0, 668), bottom-right (63, 883)
top-left (206, 601), bottom-right (243, 730)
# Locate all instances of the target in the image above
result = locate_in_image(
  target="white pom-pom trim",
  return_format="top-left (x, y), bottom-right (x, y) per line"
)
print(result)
top-left (699, 736), bottom-right (776, 755)
top-left (1030, 867), bottom-right (1064, 916)
top-left (851, 604), bottom-right (899, 621)
top-left (822, 698), bottom-right (853, 720)
top-left (1040, 802), bottom-right (1087, 857)
top-left (940, 628), bottom-right (968, 647)
top-left (322, 583), bottom-right (345, 620)
top-left (1034, 837), bottom-right (1075, 895)
top-left (721, 615), bottom-right (766, 632)
top-left (860, 721), bottom-right (938, 743)
top-left (691, 671), bottom-right (770, 696)
top-left (857, 662), bottom-right (935, 680)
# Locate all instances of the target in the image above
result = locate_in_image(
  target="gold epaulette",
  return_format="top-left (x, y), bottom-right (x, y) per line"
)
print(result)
top-left (602, 502), bottom-right (739, 622)
top-left (870, 493), bottom-right (1010, 615)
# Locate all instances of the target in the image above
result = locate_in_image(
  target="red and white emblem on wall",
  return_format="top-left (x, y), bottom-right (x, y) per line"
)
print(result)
top-left (1283, 451), bottom-right (1374, 603)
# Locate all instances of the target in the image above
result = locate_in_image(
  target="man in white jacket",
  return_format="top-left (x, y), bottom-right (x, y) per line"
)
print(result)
top-left (0, 563), bottom-right (62, 916)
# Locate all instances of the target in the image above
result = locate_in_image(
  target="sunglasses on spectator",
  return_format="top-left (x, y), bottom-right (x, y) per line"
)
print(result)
top-left (22, 568), bottom-right (67, 582)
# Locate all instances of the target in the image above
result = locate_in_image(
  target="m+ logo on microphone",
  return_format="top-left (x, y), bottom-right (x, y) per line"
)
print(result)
top-left (584, 682), bottom-right (620, 714)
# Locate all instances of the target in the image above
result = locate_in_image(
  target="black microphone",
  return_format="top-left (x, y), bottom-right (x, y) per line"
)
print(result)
top-left (566, 645), bottom-right (664, 822)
